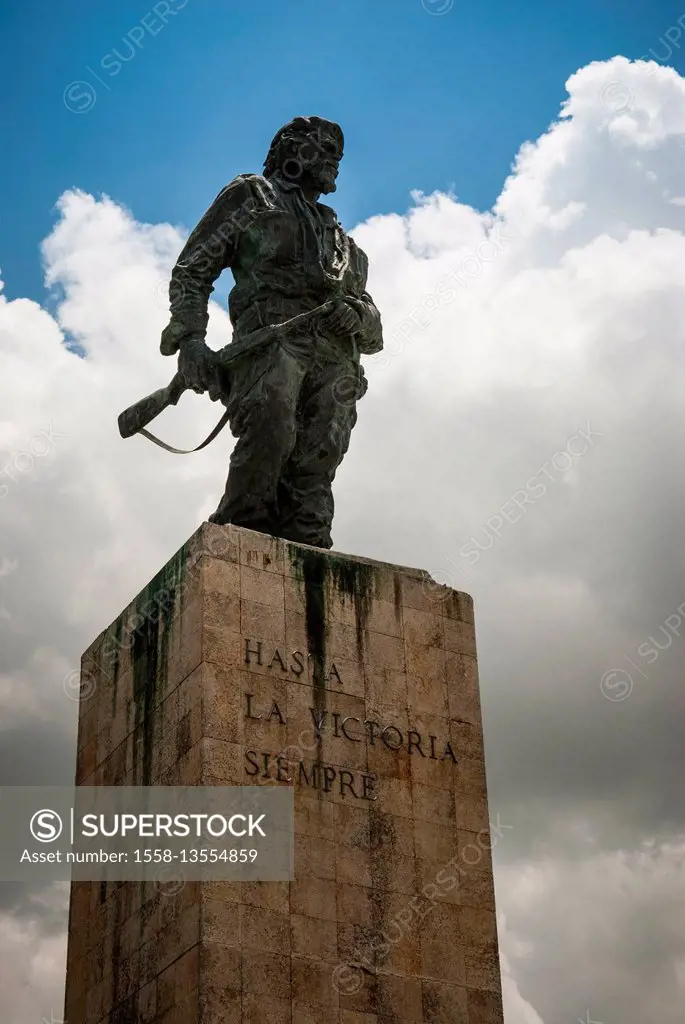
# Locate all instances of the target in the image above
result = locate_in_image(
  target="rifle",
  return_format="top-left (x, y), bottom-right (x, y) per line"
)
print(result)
top-left (117, 299), bottom-right (336, 453)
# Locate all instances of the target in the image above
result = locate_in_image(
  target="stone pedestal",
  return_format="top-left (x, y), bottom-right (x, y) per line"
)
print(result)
top-left (64, 523), bottom-right (503, 1023)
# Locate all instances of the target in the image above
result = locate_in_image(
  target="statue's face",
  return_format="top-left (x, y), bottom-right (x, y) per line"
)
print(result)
top-left (282, 127), bottom-right (343, 195)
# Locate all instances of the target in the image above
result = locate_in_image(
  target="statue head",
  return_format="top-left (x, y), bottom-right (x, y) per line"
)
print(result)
top-left (264, 116), bottom-right (344, 196)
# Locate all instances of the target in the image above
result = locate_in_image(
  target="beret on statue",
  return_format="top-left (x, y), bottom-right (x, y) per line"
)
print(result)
top-left (263, 116), bottom-right (344, 176)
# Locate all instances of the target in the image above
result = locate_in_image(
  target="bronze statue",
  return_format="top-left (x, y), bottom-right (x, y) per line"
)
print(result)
top-left (119, 116), bottom-right (383, 549)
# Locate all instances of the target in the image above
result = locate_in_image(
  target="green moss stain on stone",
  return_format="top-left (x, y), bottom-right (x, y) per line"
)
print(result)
top-left (129, 542), bottom-right (193, 786)
top-left (110, 614), bottom-right (123, 716)
top-left (287, 545), bottom-right (377, 676)
top-left (131, 622), bottom-right (158, 787)
top-left (393, 573), bottom-right (403, 624)
top-left (289, 548), bottom-right (327, 689)
top-left (327, 555), bottom-right (375, 663)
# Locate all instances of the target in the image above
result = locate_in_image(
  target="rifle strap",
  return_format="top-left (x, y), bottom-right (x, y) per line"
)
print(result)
top-left (135, 298), bottom-right (336, 454)
top-left (138, 409), bottom-right (231, 455)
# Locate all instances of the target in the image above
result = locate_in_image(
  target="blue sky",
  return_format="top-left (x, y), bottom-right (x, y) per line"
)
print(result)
top-left (1, 0), bottom-right (684, 304)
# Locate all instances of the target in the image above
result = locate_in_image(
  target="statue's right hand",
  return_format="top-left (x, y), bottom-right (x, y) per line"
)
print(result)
top-left (178, 337), bottom-right (222, 401)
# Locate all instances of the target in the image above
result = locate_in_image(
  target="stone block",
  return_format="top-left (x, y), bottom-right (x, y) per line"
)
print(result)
top-left (63, 524), bottom-right (502, 1023)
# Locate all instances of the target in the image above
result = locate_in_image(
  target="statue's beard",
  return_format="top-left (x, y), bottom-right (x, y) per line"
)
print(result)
top-left (278, 154), bottom-right (337, 194)
top-left (279, 153), bottom-right (339, 195)
top-left (313, 163), bottom-right (339, 194)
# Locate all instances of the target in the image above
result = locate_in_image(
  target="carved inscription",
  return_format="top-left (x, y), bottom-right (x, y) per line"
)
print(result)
top-left (245, 750), bottom-right (377, 801)
top-left (244, 637), bottom-right (342, 685)
top-left (241, 634), bottom-right (459, 800)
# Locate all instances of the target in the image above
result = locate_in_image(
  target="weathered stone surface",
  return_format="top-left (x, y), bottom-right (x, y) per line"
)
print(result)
top-left (64, 523), bottom-right (503, 1023)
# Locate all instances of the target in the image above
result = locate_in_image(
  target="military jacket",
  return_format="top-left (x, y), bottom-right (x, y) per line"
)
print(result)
top-left (161, 173), bottom-right (383, 357)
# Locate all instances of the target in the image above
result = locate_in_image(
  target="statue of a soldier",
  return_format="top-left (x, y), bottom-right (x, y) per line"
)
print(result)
top-left (158, 116), bottom-right (383, 550)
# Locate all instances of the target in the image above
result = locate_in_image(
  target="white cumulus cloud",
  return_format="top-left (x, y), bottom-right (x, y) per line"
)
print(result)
top-left (2, 55), bottom-right (685, 1023)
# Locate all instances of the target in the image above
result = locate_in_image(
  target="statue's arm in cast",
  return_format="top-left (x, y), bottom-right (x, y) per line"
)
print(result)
top-left (159, 175), bottom-right (256, 398)
top-left (344, 244), bottom-right (383, 356)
